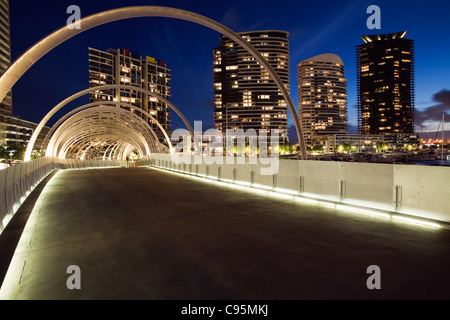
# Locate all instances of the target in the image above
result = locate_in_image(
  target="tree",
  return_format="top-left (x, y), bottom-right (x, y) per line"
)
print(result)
top-left (376, 142), bottom-right (389, 153)
top-left (312, 145), bottom-right (324, 153)
top-left (12, 144), bottom-right (26, 160)
top-left (1, 144), bottom-right (27, 161)
top-left (0, 144), bottom-right (7, 159)
top-left (342, 143), bottom-right (353, 153)
top-left (279, 144), bottom-right (294, 155)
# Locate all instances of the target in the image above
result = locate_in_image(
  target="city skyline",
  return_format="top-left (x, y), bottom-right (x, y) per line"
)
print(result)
top-left (7, 0), bottom-right (450, 142)
top-left (1, 1), bottom-right (450, 303)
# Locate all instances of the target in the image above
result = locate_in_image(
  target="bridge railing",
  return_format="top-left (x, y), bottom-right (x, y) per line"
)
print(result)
top-left (0, 158), bottom-right (125, 235)
top-left (146, 154), bottom-right (450, 225)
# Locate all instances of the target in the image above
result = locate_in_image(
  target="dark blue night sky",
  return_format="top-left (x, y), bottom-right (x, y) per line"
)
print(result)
top-left (8, 0), bottom-right (450, 141)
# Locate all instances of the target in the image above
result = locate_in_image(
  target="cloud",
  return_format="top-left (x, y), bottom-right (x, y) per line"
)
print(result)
top-left (220, 5), bottom-right (241, 30)
top-left (415, 89), bottom-right (450, 128)
top-left (290, 1), bottom-right (360, 61)
top-left (347, 123), bottom-right (358, 134)
top-left (219, 4), bottom-right (268, 32)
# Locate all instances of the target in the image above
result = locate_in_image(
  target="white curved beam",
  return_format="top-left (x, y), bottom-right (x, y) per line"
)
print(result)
top-left (41, 101), bottom-right (172, 155)
top-left (49, 107), bottom-right (156, 159)
top-left (57, 127), bottom-right (148, 160)
top-left (45, 104), bottom-right (169, 157)
top-left (0, 6), bottom-right (306, 160)
top-left (24, 84), bottom-right (192, 161)
top-left (51, 110), bottom-right (152, 158)
top-left (60, 130), bottom-right (146, 160)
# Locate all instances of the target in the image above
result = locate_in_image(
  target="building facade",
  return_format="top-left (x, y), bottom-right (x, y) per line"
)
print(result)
top-left (0, 0), bottom-right (12, 115)
top-left (311, 134), bottom-right (385, 153)
top-left (89, 48), bottom-right (172, 136)
top-left (0, 114), bottom-right (50, 152)
top-left (357, 31), bottom-right (415, 135)
top-left (298, 53), bottom-right (348, 146)
top-left (213, 31), bottom-right (290, 144)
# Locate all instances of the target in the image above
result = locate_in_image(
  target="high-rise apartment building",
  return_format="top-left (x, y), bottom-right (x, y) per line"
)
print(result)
top-left (357, 31), bottom-right (415, 135)
top-left (89, 48), bottom-right (171, 135)
top-left (0, 114), bottom-right (50, 151)
top-left (297, 53), bottom-right (347, 145)
top-left (213, 31), bottom-right (290, 144)
top-left (0, 0), bottom-right (12, 115)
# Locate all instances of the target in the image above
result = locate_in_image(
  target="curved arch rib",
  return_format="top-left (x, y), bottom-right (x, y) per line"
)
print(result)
top-left (0, 6), bottom-right (306, 161)
top-left (43, 102), bottom-right (172, 156)
top-left (49, 106), bottom-right (156, 159)
top-left (24, 84), bottom-right (193, 161)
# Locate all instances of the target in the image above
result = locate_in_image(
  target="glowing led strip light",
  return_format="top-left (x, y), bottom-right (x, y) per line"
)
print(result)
top-left (148, 165), bottom-right (443, 230)
top-left (391, 215), bottom-right (441, 229)
top-left (335, 204), bottom-right (391, 219)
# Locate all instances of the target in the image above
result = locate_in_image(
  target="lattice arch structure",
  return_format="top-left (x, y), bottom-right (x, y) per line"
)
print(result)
top-left (0, 6), bottom-right (306, 161)
top-left (24, 84), bottom-right (195, 161)
top-left (41, 101), bottom-right (175, 158)
top-left (47, 105), bottom-right (165, 160)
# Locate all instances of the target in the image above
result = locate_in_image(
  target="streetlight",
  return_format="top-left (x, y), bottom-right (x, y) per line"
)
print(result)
top-left (5, 149), bottom-right (15, 166)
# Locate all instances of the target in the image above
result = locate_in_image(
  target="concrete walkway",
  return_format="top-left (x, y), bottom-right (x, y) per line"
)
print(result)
top-left (1, 167), bottom-right (450, 300)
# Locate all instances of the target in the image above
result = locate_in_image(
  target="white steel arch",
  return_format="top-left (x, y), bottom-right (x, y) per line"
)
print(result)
top-left (0, 6), bottom-right (306, 160)
top-left (47, 113), bottom-right (159, 157)
top-left (57, 123), bottom-right (147, 160)
top-left (24, 84), bottom-right (194, 161)
top-left (41, 101), bottom-right (173, 156)
top-left (55, 117), bottom-right (150, 159)
top-left (49, 106), bottom-right (158, 159)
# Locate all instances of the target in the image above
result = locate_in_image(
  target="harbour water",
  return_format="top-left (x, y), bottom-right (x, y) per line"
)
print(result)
top-left (410, 159), bottom-right (450, 166)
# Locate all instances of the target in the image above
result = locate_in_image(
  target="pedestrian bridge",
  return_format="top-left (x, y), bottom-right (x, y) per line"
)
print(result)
top-left (1, 155), bottom-right (449, 238)
top-left (0, 161), bottom-right (450, 300)
top-left (0, 5), bottom-right (449, 300)
top-left (0, 154), bottom-right (450, 300)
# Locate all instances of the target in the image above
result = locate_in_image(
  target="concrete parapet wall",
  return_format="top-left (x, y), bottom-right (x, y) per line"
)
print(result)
top-left (147, 154), bottom-right (450, 224)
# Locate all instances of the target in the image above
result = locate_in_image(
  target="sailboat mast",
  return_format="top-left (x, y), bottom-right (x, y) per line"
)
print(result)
top-left (442, 113), bottom-right (445, 166)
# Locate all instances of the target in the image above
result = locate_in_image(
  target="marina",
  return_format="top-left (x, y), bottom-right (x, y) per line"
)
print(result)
top-left (287, 150), bottom-right (450, 166)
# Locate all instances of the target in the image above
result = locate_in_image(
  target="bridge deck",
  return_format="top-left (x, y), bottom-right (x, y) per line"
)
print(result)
top-left (1, 167), bottom-right (449, 299)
